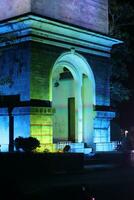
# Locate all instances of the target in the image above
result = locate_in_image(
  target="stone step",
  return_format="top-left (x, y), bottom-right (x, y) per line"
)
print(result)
top-left (95, 142), bottom-right (117, 151)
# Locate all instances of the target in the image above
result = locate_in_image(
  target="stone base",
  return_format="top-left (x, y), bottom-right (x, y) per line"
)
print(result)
top-left (0, 144), bottom-right (8, 152)
top-left (95, 142), bottom-right (117, 152)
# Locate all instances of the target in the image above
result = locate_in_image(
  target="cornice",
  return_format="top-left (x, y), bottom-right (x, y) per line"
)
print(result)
top-left (0, 15), bottom-right (122, 57)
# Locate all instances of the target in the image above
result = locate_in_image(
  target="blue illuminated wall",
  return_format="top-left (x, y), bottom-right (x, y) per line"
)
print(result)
top-left (0, 43), bottom-right (30, 100)
top-left (81, 54), bottom-right (116, 151)
top-left (0, 43), bottom-right (30, 151)
top-left (0, 109), bottom-right (9, 151)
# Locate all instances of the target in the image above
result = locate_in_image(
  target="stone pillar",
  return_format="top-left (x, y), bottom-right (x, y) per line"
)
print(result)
top-left (75, 82), bottom-right (83, 143)
top-left (94, 110), bottom-right (116, 151)
top-left (8, 107), bottom-right (14, 152)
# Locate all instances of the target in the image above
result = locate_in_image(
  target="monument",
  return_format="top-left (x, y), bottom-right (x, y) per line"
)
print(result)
top-left (0, 0), bottom-right (121, 152)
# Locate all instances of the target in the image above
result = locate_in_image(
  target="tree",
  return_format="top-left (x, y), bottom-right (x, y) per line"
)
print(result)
top-left (109, 0), bottom-right (134, 105)
top-left (108, 0), bottom-right (134, 139)
top-left (109, 0), bottom-right (134, 39)
top-left (14, 136), bottom-right (40, 152)
top-left (110, 43), bottom-right (131, 105)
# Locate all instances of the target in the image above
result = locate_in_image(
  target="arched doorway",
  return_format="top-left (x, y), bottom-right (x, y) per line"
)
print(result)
top-left (51, 51), bottom-right (96, 146)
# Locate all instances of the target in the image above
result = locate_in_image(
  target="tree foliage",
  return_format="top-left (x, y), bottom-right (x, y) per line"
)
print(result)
top-left (109, 0), bottom-right (134, 105)
top-left (14, 136), bottom-right (40, 152)
top-left (110, 44), bottom-right (131, 104)
top-left (109, 0), bottom-right (134, 38)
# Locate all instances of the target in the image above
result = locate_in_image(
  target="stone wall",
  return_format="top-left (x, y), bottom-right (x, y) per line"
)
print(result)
top-left (0, 43), bottom-right (31, 150)
top-left (0, 43), bottom-right (30, 101)
top-left (0, 0), bottom-right (30, 20)
top-left (0, 0), bottom-right (108, 34)
top-left (31, 43), bottom-right (111, 106)
top-left (32, 0), bottom-right (108, 34)
top-left (31, 43), bottom-right (64, 100)
top-left (0, 40), bottom-right (112, 151)
top-left (30, 43), bottom-right (111, 150)
top-left (85, 54), bottom-right (111, 106)
top-left (30, 107), bottom-right (54, 151)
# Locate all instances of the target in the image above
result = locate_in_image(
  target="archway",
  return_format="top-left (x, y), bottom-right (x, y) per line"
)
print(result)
top-left (51, 51), bottom-right (96, 146)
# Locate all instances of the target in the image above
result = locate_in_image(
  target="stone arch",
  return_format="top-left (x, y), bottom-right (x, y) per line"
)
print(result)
top-left (51, 51), bottom-right (96, 103)
top-left (51, 51), bottom-right (96, 145)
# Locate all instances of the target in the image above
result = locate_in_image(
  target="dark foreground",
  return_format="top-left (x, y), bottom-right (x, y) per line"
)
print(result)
top-left (0, 152), bottom-right (134, 200)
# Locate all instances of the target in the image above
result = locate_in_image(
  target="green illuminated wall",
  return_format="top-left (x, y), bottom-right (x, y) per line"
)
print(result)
top-left (30, 43), bottom-right (62, 151)
top-left (30, 107), bottom-right (55, 151)
top-left (31, 43), bottom-right (61, 100)
top-left (82, 74), bottom-right (96, 144)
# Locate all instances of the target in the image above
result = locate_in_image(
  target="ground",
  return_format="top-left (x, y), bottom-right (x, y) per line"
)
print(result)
top-left (0, 152), bottom-right (134, 200)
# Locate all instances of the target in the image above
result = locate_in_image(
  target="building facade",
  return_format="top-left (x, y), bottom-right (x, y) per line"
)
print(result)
top-left (0, 0), bottom-right (120, 152)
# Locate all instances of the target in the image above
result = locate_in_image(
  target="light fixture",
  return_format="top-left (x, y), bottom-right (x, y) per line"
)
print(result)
top-left (54, 81), bottom-right (59, 87)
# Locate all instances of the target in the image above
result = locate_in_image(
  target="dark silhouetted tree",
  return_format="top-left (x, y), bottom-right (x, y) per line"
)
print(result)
top-left (14, 136), bottom-right (40, 152)
top-left (109, 0), bottom-right (134, 105)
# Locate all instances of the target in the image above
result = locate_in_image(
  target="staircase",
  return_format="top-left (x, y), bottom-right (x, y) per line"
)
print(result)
top-left (55, 142), bottom-right (92, 154)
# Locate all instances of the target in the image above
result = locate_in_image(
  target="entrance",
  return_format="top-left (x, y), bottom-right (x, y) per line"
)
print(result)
top-left (52, 67), bottom-right (75, 142)
top-left (51, 51), bottom-right (95, 146)
top-left (68, 97), bottom-right (75, 142)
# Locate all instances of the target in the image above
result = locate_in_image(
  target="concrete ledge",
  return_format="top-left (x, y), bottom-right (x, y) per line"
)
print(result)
top-left (0, 15), bottom-right (121, 57)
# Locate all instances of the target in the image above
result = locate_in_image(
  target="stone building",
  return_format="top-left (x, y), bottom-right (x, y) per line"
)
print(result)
top-left (0, 0), bottom-right (120, 152)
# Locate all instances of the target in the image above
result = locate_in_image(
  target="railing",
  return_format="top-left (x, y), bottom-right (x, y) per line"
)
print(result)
top-left (56, 141), bottom-right (72, 151)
